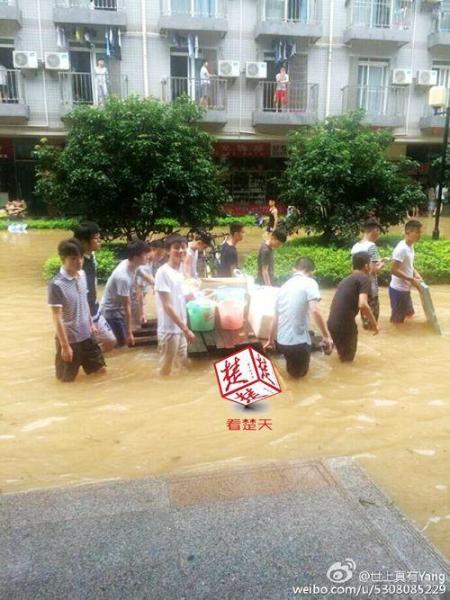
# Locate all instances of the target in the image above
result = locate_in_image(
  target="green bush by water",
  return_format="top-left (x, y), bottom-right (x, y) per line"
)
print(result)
top-left (43, 247), bottom-right (119, 284)
top-left (244, 237), bottom-right (450, 287)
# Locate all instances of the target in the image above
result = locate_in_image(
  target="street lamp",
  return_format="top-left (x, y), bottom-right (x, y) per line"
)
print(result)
top-left (428, 86), bottom-right (450, 240)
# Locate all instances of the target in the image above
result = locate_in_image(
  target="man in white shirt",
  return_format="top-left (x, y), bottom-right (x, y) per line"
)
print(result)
top-left (389, 220), bottom-right (423, 323)
top-left (199, 61), bottom-right (211, 108)
top-left (183, 231), bottom-right (212, 279)
top-left (274, 66), bottom-right (289, 112)
top-left (265, 257), bottom-right (333, 378)
top-left (155, 234), bottom-right (196, 376)
top-left (351, 219), bottom-right (386, 329)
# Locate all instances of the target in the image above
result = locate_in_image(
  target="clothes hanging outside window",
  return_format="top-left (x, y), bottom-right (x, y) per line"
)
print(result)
top-left (273, 39), bottom-right (297, 68)
top-left (56, 26), bottom-right (69, 50)
top-left (105, 27), bottom-right (122, 60)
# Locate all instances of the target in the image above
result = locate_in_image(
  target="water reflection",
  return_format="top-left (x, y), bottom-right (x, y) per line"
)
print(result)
top-left (0, 225), bottom-right (449, 559)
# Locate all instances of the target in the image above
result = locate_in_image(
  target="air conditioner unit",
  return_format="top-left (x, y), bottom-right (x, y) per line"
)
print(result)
top-left (44, 52), bottom-right (70, 71)
top-left (218, 60), bottom-right (240, 78)
top-left (392, 68), bottom-right (413, 85)
top-left (416, 69), bottom-right (438, 87)
top-left (246, 61), bottom-right (267, 79)
top-left (13, 51), bottom-right (38, 70)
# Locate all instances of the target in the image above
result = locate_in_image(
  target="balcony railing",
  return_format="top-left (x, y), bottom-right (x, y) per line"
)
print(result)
top-left (342, 85), bottom-right (406, 117)
top-left (256, 81), bottom-right (318, 114)
top-left (54, 0), bottom-right (124, 10)
top-left (59, 71), bottom-right (127, 109)
top-left (160, 0), bottom-right (226, 18)
top-left (162, 77), bottom-right (227, 111)
top-left (346, 0), bottom-right (411, 30)
top-left (0, 69), bottom-right (25, 104)
top-left (258, 0), bottom-right (320, 24)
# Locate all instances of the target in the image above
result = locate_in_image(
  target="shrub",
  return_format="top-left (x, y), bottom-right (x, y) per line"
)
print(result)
top-left (0, 218), bottom-right (77, 230)
top-left (43, 247), bottom-right (119, 284)
top-left (244, 238), bottom-right (450, 287)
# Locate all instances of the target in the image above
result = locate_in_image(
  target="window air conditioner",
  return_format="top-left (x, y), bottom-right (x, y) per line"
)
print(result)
top-left (13, 51), bottom-right (38, 70)
top-left (45, 52), bottom-right (70, 71)
top-left (416, 70), bottom-right (438, 87)
top-left (246, 61), bottom-right (267, 79)
top-left (392, 68), bottom-right (413, 85)
top-left (218, 60), bottom-right (240, 78)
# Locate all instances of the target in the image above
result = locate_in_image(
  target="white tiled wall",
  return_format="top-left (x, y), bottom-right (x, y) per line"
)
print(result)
top-left (0, 0), bottom-right (448, 143)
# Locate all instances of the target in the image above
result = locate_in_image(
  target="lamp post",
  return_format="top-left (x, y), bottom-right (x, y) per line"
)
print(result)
top-left (429, 86), bottom-right (450, 240)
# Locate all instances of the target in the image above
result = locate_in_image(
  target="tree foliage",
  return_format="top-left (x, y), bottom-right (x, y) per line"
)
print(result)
top-left (34, 96), bottom-right (228, 239)
top-left (280, 112), bottom-right (425, 242)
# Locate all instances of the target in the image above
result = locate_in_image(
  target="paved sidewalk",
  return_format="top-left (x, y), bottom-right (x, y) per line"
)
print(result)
top-left (1, 457), bottom-right (449, 600)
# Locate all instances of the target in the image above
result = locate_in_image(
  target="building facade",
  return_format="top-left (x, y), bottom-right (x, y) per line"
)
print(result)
top-left (0, 0), bottom-right (449, 208)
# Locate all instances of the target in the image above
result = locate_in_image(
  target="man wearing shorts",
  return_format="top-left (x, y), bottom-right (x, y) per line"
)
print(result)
top-left (74, 222), bottom-right (116, 352)
top-left (328, 252), bottom-right (378, 362)
top-left (265, 257), bottom-right (333, 378)
top-left (389, 220), bottom-right (423, 323)
top-left (101, 240), bottom-right (150, 347)
top-left (154, 234), bottom-right (196, 376)
top-left (274, 66), bottom-right (289, 112)
top-left (48, 238), bottom-right (106, 383)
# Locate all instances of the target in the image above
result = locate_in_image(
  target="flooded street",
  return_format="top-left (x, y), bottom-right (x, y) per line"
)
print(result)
top-left (1, 224), bottom-right (449, 559)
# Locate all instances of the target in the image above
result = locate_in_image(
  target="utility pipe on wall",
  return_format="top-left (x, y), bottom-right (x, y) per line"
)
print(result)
top-left (141, 0), bottom-right (149, 97)
top-left (36, 0), bottom-right (49, 127)
top-left (325, 0), bottom-right (335, 117)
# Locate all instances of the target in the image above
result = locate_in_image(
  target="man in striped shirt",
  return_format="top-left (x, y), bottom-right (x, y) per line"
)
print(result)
top-left (48, 238), bottom-right (106, 382)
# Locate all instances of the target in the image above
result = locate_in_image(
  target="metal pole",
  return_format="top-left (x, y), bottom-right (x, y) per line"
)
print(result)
top-left (433, 105), bottom-right (450, 240)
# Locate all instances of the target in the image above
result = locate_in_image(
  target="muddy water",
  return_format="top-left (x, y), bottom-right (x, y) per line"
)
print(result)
top-left (1, 224), bottom-right (450, 559)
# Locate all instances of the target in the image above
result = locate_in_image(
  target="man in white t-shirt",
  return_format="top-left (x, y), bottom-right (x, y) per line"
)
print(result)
top-left (199, 61), bottom-right (211, 108)
top-left (183, 231), bottom-right (212, 279)
top-left (154, 234), bottom-right (196, 376)
top-left (274, 66), bottom-right (289, 112)
top-left (265, 257), bottom-right (333, 378)
top-left (351, 219), bottom-right (386, 329)
top-left (389, 220), bottom-right (423, 323)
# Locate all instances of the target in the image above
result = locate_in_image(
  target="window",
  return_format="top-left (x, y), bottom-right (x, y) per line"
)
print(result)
top-left (432, 62), bottom-right (450, 88)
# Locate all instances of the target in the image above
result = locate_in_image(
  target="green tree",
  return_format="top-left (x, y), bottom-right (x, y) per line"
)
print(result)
top-left (281, 112), bottom-right (425, 242)
top-left (34, 96), bottom-right (228, 240)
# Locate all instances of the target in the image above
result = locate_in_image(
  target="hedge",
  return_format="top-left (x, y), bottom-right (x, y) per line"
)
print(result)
top-left (244, 238), bottom-right (450, 287)
top-left (43, 248), bottom-right (119, 284)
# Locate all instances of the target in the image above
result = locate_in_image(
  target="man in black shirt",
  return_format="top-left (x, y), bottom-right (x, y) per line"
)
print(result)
top-left (327, 252), bottom-right (378, 362)
top-left (74, 222), bottom-right (117, 352)
top-left (218, 222), bottom-right (244, 277)
top-left (257, 228), bottom-right (287, 286)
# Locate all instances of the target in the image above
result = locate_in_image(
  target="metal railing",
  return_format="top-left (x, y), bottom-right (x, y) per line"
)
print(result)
top-left (54, 0), bottom-right (124, 10)
top-left (162, 77), bottom-right (227, 111)
top-left (59, 71), bottom-right (127, 107)
top-left (342, 85), bottom-right (406, 117)
top-left (160, 0), bottom-right (226, 18)
top-left (258, 0), bottom-right (320, 24)
top-left (346, 0), bottom-right (411, 30)
top-left (432, 2), bottom-right (450, 33)
top-left (0, 0), bottom-right (17, 5)
top-left (256, 81), bottom-right (318, 115)
top-left (0, 69), bottom-right (25, 104)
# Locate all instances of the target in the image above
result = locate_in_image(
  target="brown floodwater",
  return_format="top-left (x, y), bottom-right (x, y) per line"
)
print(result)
top-left (1, 222), bottom-right (449, 559)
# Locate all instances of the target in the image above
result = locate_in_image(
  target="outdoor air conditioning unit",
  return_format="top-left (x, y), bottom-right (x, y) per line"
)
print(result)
top-left (218, 60), bottom-right (240, 78)
top-left (416, 69), bottom-right (438, 87)
top-left (246, 61), bottom-right (267, 79)
top-left (392, 68), bottom-right (413, 85)
top-left (44, 52), bottom-right (70, 71)
top-left (13, 50), bottom-right (38, 70)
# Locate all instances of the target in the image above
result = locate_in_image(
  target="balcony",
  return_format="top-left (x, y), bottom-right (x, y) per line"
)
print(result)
top-left (342, 85), bottom-right (406, 128)
top-left (255, 0), bottom-right (322, 42)
top-left (58, 71), bottom-right (128, 117)
top-left (428, 6), bottom-right (450, 50)
top-left (0, 0), bottom-right (22, 27)
top-left (0, 70), bottom-right (29, 124)
top-left (419, 107), bottom-right (447, 132)
top-left (53, 0), bottom-right (127, 28)
top-left (162, 77), bottom-right (227, 126)
top-left (253, 82), bottom-right (318, 129)
top-left (343, 0), bottom-right (411, 47)
top-left (158, 0), bottom-right (227, 35)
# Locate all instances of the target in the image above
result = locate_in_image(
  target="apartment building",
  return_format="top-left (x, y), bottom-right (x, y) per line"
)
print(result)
top-left (0, 0), bottom-right (449, 208)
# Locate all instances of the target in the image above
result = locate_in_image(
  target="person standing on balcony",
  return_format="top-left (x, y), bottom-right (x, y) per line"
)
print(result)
top-left (95, 58), bottom-right (109, 106)
top-left (199, 61), bottom-right (211, 108)
top-left (274, 66), bottom-right (289, 112)
top-left (0, 64), bottom-right (8, 103)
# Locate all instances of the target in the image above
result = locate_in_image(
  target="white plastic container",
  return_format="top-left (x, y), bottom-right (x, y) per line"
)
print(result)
top-left (248, 286), bottom-right (279, 339)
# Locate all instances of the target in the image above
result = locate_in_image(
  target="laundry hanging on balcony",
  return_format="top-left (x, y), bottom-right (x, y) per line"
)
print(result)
top-left (105, 27), bottom-right (122, 60)
top-left (56, 26), bottom-right (69, 50)
top-left (171, 33), bottom-right (199, 58)
top-left (273, 39), bottom-right (297, 67)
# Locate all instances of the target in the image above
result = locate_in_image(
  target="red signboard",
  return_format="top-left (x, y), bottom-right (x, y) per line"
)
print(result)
top-left (214, 142), bottom-right (272, 158)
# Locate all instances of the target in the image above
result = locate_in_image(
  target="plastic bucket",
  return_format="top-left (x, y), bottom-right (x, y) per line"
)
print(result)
top-left (186, 299), bottom-right (216, 332)
top-left (217, 298), bottom-right (245, 330)
top-left (215, 287), bottom-right (246, 303)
